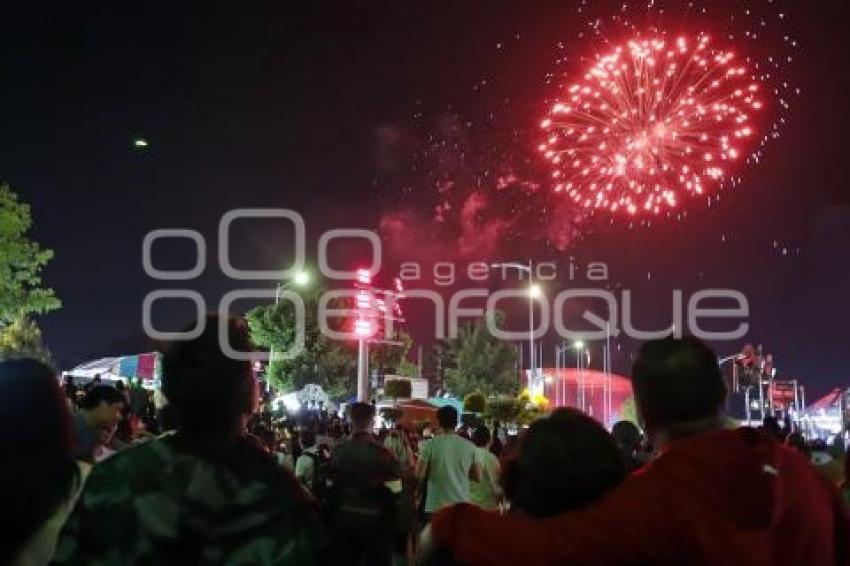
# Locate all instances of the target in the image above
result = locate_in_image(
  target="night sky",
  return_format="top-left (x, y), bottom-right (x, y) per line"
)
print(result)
top-left (1, 1), bottom-right (847, 399)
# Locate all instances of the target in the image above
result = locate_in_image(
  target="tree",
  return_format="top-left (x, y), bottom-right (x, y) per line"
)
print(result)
top-left (0, 315), bottom-right (51, 363)
top-left (246, 285), bottom-right (355, 397)
top-left (0, 185), bottom-right (59, 357)
top-left (620, 394), bottom-right (639, 425)
top-left (384, 378), bottom-right (412, 401)
top-left (485, 395), bottom-right (521, 424)
top-left (463, 391), bottom-right (487, 414)
top-left (370, 329), bottom-right (413, 375)
top-left (396, 358), bottom-right (419, 378)
top-left (516, 391), bottom-right (545, 426)
top-left (442, 313), bottom-right (518, 398)
top-left (420, 344), bottom-right (443, 384)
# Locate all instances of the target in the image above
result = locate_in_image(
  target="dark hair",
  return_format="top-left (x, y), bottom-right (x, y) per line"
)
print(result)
top-left (501, 408), bottom-right (626, 517)
top-left (437, 406), bottom-right (458, 430)
top-left (611, 421), bottom-right (642, 453)
top-left (162, 315), bottom-right (256, 437)
top-left (471, 425), bottom-right (491, 448)
top-left (300, 428), bottom-right (316, 449)
top-left (786, 431), bottom-right (810, 458)
top-left (349, 402), bottom-right (375, 430)
top-left (631, 336), bottom-right (726, 432)
top-left (761, 416), bottom-right (784, 442)
top-left (79, 384), bottom-right (126, 410)
top-left (0, 359), bottom-right (78, 563)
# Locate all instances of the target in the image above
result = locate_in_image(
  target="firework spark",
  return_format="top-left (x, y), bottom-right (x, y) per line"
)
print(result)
top-left (540, 33), bottom-right (763, 216)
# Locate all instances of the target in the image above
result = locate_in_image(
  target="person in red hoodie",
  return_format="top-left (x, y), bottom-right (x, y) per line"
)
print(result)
top-left (425, 337), bottom-right (849, 565)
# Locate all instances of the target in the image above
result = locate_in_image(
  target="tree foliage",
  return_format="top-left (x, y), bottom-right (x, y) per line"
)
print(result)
top-left (463, 391), bottom-right (487, 414)
top-left (0, 185), bottom-right (59, 357)
top-left (516, 391), bottom-right (545, 425)
top-left (246, 285), bottom-right (355, 397)
top-left (384, 378), bottom-right (412, 400)
top-left (0, 315), bottom-right (51, 363)
top-left (484, 395), bottom-right (521, 424)
top-left (395, 358), bottom-right (419, 378)
top-left (442, 313), bottom-right (518, 398)
top-left (370, 329), bottom-right (413, 375)
top-left (620, 394), bottom-right (639, 425)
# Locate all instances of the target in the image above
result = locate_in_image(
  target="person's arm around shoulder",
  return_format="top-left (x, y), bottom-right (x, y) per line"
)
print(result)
top-left (429, 471), bottom-right (668, 565)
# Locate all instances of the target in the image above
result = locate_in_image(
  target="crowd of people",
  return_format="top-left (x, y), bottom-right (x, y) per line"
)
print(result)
top-left (1, 314), bottom-right (848, 565)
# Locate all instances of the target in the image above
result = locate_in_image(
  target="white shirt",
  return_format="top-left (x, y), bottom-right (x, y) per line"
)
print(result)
top-left (420, 433), bottom-right (477, 513)
top-left (295, 447), bottom-right (319, 489)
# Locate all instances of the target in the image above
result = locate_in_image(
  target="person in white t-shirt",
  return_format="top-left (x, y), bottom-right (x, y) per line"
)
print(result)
top-left (294, 429), bottom-right (319, 491)
top-left (416, 406), bottom-right (480, 519)
top-left (469, 425), bottom-right (502, 510)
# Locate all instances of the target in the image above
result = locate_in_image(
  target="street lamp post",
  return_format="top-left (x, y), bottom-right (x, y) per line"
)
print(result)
top-left (555, 341), bottom-right (569, 407)
top-left (269, 270), bottom-right (311, 388)
top-left (574, 340), bottom-right (585, 412)
top-left (490, 261), bottom-right (537, 389)
top-left (355, 320), bottom-right (371, 402)
top-left (528, 283), bottom-right (541, 377)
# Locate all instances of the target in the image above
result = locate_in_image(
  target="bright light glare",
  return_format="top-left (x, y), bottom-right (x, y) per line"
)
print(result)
top-left (356, 269), bottom-right (372, 285)
top-left (355, 319), bottom-right (372, 337)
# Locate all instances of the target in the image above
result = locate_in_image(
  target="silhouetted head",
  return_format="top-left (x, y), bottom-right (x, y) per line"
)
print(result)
top-left (79, 385), bottom-right (126, 430)
top-left (611, 420), bottom-right (642, 454)
top-left (437, 406), bottom-right (458, 431)
top-left (300, 428), bottom-right (316, 449)
top-left (501, 408), bottom-right (626, 517)
top-left (0, 359), bottom-right (78, 564)
top-left (761, 416), bottom-right (784, 442)
top-left (162, 315), bottom-right (256, 438)
top-left (631, 337), bottom-right (726, 436)
top-left (471, 425), bottom-right (491, 448)
top-left (349, 402), bottom-right (375, 433)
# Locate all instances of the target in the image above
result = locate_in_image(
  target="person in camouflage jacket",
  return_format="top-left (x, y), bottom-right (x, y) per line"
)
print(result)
top-left (52, 431), bottom-right (326, 565)
top-left (53, 316), bottom-right (326, 565)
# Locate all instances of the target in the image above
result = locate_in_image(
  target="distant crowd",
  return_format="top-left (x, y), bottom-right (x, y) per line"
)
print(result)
top-left (1, 314), bottom-right (848, 565)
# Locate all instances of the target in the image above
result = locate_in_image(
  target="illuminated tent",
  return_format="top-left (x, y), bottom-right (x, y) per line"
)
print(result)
top-left (64, 352), bottom-right (161, 387)
top-left (395, 399), bottom-right (440, 431)
top-left (799, 387), bottom-right (847, 439)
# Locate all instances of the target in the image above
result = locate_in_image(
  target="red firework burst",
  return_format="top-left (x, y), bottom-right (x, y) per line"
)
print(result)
top-left (540, 33), bottom-right (763, 216)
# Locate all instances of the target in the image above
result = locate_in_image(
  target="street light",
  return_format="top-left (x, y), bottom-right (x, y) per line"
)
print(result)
top-left (355, 268), bottom-right (373, 402)
top-left (490, 261), bottom-right (537, 378)
top-left (270, 270), bottom-right (312, 383)
top-left (573, 340), bottom-right (586, 412)
top-left (275, 270), bottom-right (311, 302)
top-left (293, 270), bottom-right (310, 287)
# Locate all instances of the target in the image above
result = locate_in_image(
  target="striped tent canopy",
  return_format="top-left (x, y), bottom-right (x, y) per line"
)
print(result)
top-left (66, 352), bottom-right (161, 384)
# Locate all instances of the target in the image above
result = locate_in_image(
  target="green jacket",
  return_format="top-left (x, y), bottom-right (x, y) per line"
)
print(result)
top-left (53, 433), bottom-right (326, 565)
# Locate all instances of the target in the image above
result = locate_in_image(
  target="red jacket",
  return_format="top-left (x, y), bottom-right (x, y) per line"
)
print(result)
top-left (432, 428), bottom-right (849, 565)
